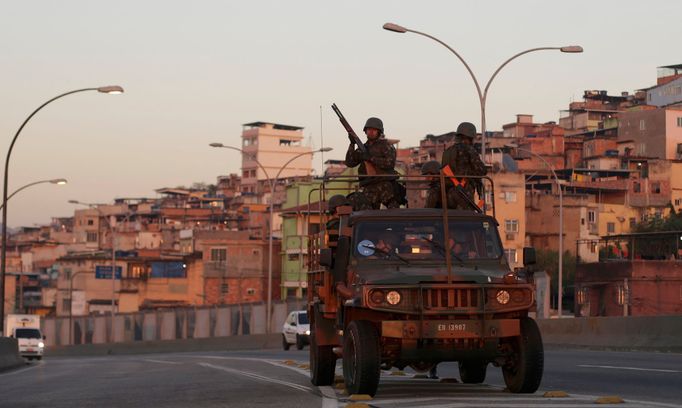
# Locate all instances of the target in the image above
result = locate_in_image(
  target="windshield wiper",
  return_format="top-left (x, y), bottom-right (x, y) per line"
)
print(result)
top-left (421, 237), bottom-right (464, 263)
top-left (362, 244), bottom-right (410, 265)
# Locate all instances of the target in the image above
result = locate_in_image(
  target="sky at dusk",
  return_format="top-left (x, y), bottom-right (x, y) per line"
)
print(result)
top-left (1, 0), bottom-right (680, 227)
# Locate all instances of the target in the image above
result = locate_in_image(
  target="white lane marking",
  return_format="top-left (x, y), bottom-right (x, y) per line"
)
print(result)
top-left (198, 362), bottom-right (313, 393)
top-left (0, 361), bottom-right (42, 377)
top-left (142, 359), bottom-right (181, 365)
top-left (578, 364), bottom-right (681, 373)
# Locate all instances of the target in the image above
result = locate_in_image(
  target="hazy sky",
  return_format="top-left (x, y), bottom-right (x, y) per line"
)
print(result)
top-left (1, 1), bottom-right (680, 227)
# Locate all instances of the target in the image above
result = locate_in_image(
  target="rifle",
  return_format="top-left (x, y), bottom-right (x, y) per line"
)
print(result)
top-left (331, 103), bottom-right (376, 175)
top-left (442, 165), bottom-right (482, 213)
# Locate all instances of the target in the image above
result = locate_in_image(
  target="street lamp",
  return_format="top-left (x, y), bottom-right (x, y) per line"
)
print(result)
top-left (506, 144), bottom-right (564, 317)
top-left (211, 144), bottom-right (332, 333)
top-left (68, 200), bottom-right (134, 342)
top-left (0, 178), bottom-right (68, 212)
top-left (0, 86), bottom-right (123, 335)
top-left (383, 22), bottom-right (582, 159)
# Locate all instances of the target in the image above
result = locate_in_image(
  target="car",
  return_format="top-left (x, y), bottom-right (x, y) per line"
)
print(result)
top-left (282, 310), bottom-right (310, 350)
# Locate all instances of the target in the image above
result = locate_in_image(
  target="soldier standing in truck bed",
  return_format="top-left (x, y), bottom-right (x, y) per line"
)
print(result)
top-left (440, 122), bottom-right (486, 209)
top-left (345, 117), bottom-right (406, 209)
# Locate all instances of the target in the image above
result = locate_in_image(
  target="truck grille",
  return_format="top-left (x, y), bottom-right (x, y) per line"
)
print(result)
top-left (423, 288), bottom-right (481, 309)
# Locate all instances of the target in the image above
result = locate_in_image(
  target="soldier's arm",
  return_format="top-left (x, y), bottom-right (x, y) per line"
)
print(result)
top-left (369, 143), bottom-right (396, 171)
top-left (344, 143), bottom-right (361, 167)
top-left (469, 146), bottom-right (487, 176)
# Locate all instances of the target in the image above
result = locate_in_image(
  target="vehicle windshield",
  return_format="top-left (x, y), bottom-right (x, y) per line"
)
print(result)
top-left (15, 328), bottom-right (41, 339)
top-left (354, 219), bottom-right (503, 263)
top-left (297, 312), bottom-right (309, 325)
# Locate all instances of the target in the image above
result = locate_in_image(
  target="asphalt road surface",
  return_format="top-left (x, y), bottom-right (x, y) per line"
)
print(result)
top-left (1, 347), bottom-right (680, 407)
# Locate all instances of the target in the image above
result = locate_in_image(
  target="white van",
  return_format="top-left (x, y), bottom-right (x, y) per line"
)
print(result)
top-left (5, 314), bottom-right (45, 360)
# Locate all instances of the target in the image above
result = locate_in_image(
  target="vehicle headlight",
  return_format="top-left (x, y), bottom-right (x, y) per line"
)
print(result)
top-left (369, 290), bottom-right (385, 305)
top-left (496, 290), bottom-right (510, 305)
top-left (38, 342), bottom-right (45, 348)
top-left (386, 290), bottom-right (401, 305)
top-left (305, 330), bottom-right (310, 335)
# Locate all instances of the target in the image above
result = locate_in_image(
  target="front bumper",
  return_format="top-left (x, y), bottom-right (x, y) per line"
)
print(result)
top-left (381, 318), bottom-right (520, 340)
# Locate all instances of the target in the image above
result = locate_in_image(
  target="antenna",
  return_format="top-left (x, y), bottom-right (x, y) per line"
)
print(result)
top-left (320, 105), bottom-right (325, 175)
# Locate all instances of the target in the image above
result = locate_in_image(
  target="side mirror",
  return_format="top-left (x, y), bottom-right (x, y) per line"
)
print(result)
top-left (291, 321), bottom-right (297, 326)
top-left (523, 247), bottom-right (536, 266)
top-left (319, 248), bottom-right (333, 268)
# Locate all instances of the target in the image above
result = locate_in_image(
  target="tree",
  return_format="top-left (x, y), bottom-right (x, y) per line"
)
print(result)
top-left (534, 249), bottom-right (576, 311)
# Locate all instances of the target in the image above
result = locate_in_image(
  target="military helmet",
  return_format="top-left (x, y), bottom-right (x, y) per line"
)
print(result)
top-left (420, 160), bottom-right (441, 175)
top-left (363, 117), bottom-right (384, 132)
top-left (328, 194), bottom-right (349, 213)
top-left (456, 122), bottom-right (477, 140)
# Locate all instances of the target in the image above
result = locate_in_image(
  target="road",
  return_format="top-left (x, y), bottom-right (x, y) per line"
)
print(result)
top-left (0, 347), bottom-right (680, 407)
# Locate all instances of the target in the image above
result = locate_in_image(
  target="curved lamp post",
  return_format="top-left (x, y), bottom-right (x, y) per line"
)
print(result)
top-left (383, 22), bottom-right (582, 159)
top-left (0, 178), bottom-right (68, 212)
top-left (507, 145), bottom-right (564, 317)
top-left (211, 143), bottom-right (332, 332)
top-left (0, 86), bottom-right (123, 334)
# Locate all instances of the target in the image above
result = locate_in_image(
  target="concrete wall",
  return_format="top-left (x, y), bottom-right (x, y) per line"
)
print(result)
top-left (0, 338), bottom-right (23, 371)
top-left (539, 315), bottom-right (682, 352)
top-left (41, 301), bottom-right (298, 347)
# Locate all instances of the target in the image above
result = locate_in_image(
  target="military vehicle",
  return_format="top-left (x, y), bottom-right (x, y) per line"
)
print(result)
top-left (306, 175), bottom-right (542, 396)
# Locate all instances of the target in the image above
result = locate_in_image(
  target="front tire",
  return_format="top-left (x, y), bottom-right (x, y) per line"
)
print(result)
top-left (502, 317), bottom-right (544, 393)
top-left (282, 334), bottom-right (290, 351)
top-left (343, 320), bottom-right (380, 396)
top-left (310, 329), bottom-right (336, 386)
top-left (459, 361), bottom-right (487, 383)
top-left (295, 334), bottom-right (305, 350)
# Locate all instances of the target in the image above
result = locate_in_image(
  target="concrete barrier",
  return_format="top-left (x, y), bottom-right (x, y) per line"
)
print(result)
top-left (538, 315), bottom-right (682, 352)
top-left (0, 338), bottom-right (25, 371)
top-left (46, 333), bottom-right (282, 357)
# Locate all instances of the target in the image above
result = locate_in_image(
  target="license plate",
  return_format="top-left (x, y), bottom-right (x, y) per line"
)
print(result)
top-left (26, 349), bottom-right (34, 352)
top-left (437, 323), bottom-right (467, 331)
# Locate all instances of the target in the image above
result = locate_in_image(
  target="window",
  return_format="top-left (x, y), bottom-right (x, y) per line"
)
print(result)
top-left (62, 298), bottom-right (70, 313)
top-left (639, 120), bottom-right (646, 131)
top-left (504, 249), bottom-right (517, 264)
top-left (221, 283), bottom-right (229, 294)
top-left (652, 182), bottom-right (661, 194)
top-left (279, 139), bottom-right (292, 146)
top-left (678, 117), bottom-right (682, 127)
top-left (287, 254), bottom-right (300, 261)
top-left (210, 248), bottom-right (227, 262)
top-left (633, 182), bottom-right (641, 193)
top-left (607, 222), bottom-right (615, 233)
top-left (504, 219), bottom-right (519, 233)
top-left (86, 232), bottom-right (98, 242)
top-left (63, 268), bottom-right (72, 280)
top-left (503, 191), bottom-right (517, 203)
top-left (676, 198), bottom-right (682, 206)
top-left (588, 211), bottom-right (596, 223)
top-left (87, 219), bottom-right (94, 226)
top-left (128, 264), bottom-right (145, 279)
top-left (150, 262), bottom-right (186, 278)
top-left (590, 242), bottom-right (597, 253)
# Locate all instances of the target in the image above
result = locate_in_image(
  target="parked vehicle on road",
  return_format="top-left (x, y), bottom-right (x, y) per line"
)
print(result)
top-left (282, 310), bottom-right (310, 350)
top-left (5, 314), bottom-right (45, 360)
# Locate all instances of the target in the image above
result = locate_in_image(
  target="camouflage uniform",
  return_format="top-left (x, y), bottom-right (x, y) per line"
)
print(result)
top-left (440, 122), bottom-right (486, 210)
top-left (421, 160), bottom-right (443, 208)
top-left (344, 118), bottom-right (405, 209)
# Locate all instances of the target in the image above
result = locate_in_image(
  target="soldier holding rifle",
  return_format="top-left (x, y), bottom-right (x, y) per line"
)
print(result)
top-left (332, 104), bottom-right (405, 209)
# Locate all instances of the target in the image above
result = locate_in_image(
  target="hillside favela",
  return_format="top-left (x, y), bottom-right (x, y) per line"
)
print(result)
top-left (1, 3), bottom-right (681, 408)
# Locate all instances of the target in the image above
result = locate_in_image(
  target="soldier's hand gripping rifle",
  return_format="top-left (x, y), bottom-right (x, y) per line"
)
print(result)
top-left (331, 103), bottom-right (377, 175)
top-left (442, 165), bottom-right (483, 213)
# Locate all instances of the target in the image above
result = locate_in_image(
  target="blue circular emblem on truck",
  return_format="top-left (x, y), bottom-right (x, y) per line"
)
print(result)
top-left (358, 240), bottom-right (375, 256)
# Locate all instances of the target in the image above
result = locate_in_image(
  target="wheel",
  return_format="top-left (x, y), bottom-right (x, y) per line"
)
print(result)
top-left (36, 356), bottom-right (43, 361)
top-left (296, 334), bottom-right (305, 350)
top-left (310, 329), bottom-right (336, 386)
top-left (458, 360), bottom-right (487, 383)
top-left (282, 334), bottom-right (290, 351)
top-left (502, 317), bottom-right (544, 393)
top-left (343, 320), bottom-right (380, 396)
